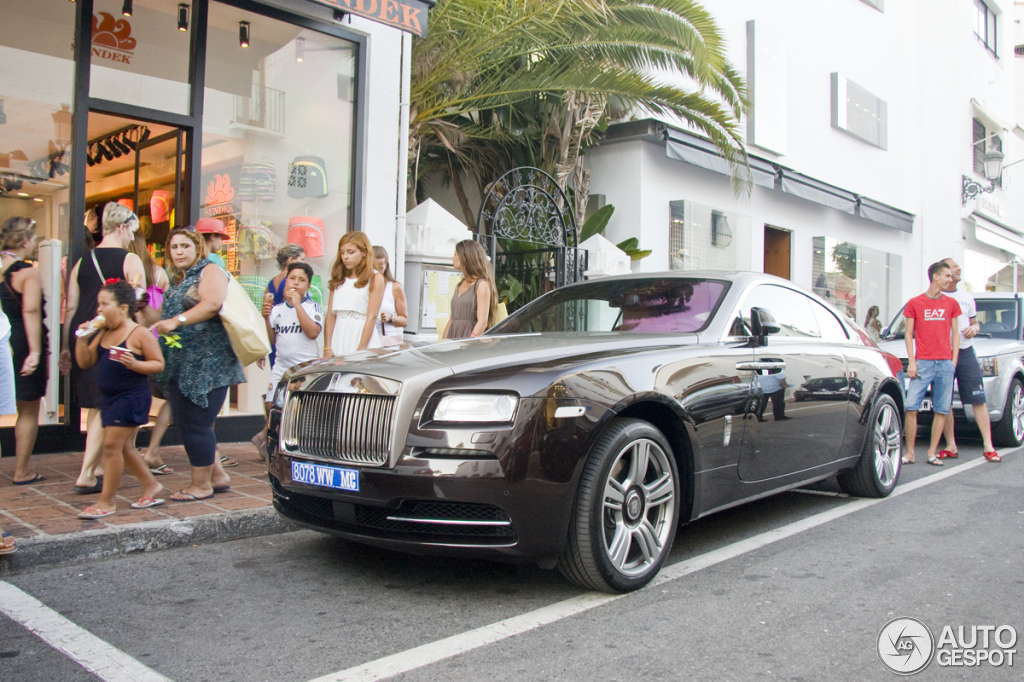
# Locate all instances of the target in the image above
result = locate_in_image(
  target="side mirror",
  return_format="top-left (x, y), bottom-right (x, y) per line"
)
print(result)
top-left (750, 307), bottom-right (781, 337)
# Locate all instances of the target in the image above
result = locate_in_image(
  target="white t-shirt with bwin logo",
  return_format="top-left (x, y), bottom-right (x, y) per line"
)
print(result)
top-left (268, 298), bottom-right (323, 393)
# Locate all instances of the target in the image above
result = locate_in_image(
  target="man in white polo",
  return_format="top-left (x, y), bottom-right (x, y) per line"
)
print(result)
top-left (938, 258), bottom-right (1001, 462)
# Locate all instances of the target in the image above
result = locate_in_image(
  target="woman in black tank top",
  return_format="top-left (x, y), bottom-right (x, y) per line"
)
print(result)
top-left (61, 203), bottom-right (146, 491)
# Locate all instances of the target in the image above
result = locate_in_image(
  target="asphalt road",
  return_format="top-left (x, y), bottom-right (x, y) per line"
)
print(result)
top-left (2, 440), bottom-right (1021, 682)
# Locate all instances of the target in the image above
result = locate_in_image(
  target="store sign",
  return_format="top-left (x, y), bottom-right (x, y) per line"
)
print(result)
top-left (91, 12), bottom-right (136, 64)
top-left (306, 0), bottom-right (430, 38)
top-left (201, 170), bottom-right (239, 218)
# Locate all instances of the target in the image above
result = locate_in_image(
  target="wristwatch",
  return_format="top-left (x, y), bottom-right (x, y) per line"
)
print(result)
top-left (177, 314), bottom-right (187, 325)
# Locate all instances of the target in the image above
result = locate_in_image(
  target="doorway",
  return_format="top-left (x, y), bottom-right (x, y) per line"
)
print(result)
top-left (764, 225), bottom-right (791, 280)
top-left (85, 112), bottom-right (188, 253)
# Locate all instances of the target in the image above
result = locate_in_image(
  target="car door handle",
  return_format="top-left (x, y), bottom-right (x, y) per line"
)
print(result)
top-left (735, 361), bottom-right (787, 372)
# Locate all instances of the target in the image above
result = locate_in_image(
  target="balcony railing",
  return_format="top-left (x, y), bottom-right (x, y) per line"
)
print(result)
top-left (233, 84), bottom-right (285, 134)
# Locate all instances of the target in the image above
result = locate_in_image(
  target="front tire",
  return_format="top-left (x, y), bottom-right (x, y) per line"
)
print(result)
top-left (838, 394), bottom-right (902, 497)
top-left (558, 418), bottom-right (679, 593)
top-left (992, 378), bottom-right (1024, 447)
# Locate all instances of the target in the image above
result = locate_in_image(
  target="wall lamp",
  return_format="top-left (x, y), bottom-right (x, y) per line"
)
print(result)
top-left (239, 21), bottom-right (250, 48)
top-left (962, 151), bottom-right (1005, 205)
top-left (178, 3), bottom-right (190, 32)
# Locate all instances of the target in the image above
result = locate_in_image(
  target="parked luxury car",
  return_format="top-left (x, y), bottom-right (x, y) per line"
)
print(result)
top-left (878, 292), bottom-right (1024, 447)
top-left (266, 272), bottom-right (905, 592)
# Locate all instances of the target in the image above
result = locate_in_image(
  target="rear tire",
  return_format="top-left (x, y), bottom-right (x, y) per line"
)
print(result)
top-left (838, 394), bottom-right (901, 498)
top-left (992, 378), bottom-right (1024, 448)
top-left (557, 418), bottom-right (679, 593)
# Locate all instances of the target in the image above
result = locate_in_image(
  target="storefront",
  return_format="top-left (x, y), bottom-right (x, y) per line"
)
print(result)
top-left (1, 0), bottom-right (428, 451)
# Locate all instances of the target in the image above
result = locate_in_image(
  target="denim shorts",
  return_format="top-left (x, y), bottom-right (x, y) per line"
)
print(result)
top-left (906, 359), bottom-right (955, 414)
top-left (0, 334), bottom-right (15, 415)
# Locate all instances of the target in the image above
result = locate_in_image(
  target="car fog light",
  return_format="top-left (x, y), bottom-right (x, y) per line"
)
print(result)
top-left (434, 393), bottom-right (519, 422)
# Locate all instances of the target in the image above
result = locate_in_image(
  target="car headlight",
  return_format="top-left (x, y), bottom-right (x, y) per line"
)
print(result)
top-left (979, 357), bottom-right (998, 377)
top-left (433, 393), bottom-right (519, 422)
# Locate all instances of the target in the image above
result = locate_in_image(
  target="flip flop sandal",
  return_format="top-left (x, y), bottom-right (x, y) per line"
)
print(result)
top-left (148, 464), bottom-right (174, 475)
top-left (220, 457), bottom-right (239, 468)
top-left (212, 486), bottom-right (231, 494)
top-left (936, 450), bottom-right (958, 459)
top-left (927, 457), bottom-right (944, 466)
top-left (72, 476), bottom-right (104, 495)
top-left (984, 451), bottom-right (1002, 462)
top-left (131, 497), bottom-right (165, 509)
top-left (12, 473), bottom-right (46, 486)
top-left (901, 457), bottom-right (914, 464)
top-left (0, 531), bottom-right (16, 556)
top-left (77, 507), bottom-right (116, 520)
top-left (171, 489), bottom-right (214, 502)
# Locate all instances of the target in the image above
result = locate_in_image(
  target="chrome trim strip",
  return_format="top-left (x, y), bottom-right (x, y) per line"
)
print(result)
top-left (384, 516), bottom-right (513, 527)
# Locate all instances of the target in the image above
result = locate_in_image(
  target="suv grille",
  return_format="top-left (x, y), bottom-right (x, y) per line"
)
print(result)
top-left (281, 391), bottom-right (394, 466)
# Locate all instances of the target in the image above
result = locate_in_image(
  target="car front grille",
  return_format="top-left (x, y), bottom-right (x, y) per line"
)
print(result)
top-left (280, 391), bottom-right (394, 466)
top-left (356, 501), bottom-right (518, 539)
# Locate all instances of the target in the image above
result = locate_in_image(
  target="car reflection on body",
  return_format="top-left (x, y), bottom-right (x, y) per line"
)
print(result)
top-left (266, 272), bottom-right (905, 593)
top-left (794, 377), bottom-right (864, 402)
top-left (877, 292), bottom-right (1024, 447)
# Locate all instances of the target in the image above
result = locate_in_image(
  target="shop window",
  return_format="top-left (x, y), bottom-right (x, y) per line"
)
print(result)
top-left (0, 0), bottom-right (77, 427)
top-left (199, 3), bottom-right (358, 414)
top-left (812, 237), bottom-right (902, 329)
top-left (669, 200), bottom-right (751, 271)
top-left (88, 0), bottom-right (192, 115)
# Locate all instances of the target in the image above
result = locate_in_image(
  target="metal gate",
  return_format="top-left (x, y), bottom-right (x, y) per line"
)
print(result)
top-left (476, 167), bottom-right (587, 314)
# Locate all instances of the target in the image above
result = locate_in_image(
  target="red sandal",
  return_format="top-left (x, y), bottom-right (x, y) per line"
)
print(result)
top-left (984, 451), bottom-right (1002, 462)
top-left (936, 449), bottom-right (958, 459)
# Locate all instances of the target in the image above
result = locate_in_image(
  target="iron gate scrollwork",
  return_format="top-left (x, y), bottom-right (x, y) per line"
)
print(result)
top-left (476, 167), bottom-right (587, 318)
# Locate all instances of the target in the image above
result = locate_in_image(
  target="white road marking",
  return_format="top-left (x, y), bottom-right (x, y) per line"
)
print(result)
top-left (309, 455), bottom-right (995, 682)
top-left (0, 581), bottom-right (171, 682)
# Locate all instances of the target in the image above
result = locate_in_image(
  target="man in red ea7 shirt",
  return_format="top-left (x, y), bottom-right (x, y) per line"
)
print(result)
top-left (903, 261), bottom-right (961, 466)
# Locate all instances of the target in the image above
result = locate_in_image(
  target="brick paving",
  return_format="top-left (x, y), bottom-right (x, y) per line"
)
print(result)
top-left (0, 442), bottom-right (272, 542)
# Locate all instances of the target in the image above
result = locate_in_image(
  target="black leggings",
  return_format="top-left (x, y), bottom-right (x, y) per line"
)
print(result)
top-left (165, 384), bottom-right (227, 467)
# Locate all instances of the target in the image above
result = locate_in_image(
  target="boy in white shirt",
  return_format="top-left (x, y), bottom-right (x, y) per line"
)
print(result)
top-left (265, 262), bottom-right (322, 409)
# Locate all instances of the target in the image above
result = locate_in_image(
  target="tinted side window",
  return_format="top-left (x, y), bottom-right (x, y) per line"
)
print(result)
top-left (734, 285), bottom-right (820, 338)
top-left (811, 300), bottom-right (849, 342)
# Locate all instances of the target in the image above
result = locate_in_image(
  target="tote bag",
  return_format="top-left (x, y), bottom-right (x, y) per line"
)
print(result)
top-left (220, 271), bottom-right (271, 365)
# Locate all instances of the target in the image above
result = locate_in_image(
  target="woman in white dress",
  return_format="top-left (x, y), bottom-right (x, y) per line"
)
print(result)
top-left (373, 246), bottom-right (408, 345)
top-left (324, 231), bottom-right (384, 356)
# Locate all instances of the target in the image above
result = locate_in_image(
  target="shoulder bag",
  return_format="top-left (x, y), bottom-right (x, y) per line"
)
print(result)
top-left (217, 268), bottom-right (271, 365)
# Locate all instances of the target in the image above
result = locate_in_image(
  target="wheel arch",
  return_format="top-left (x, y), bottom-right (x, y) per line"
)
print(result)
top-left (612, 398), bottom-right (696, 524)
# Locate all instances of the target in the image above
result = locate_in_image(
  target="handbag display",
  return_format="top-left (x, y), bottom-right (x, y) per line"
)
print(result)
top-left (219, 270), bottom-right (271, 366)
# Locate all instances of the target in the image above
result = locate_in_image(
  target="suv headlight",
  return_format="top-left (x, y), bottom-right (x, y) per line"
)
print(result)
top-left (979, 357), bottom-right (999, 377)
top-left (433, 393), bottom-right (519, 423)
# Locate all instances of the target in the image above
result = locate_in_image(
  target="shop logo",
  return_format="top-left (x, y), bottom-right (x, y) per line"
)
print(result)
top-left (92, 12), bottom-right (136, 65)
top-left (878, 617), bottom-right (934, 675)
top-left (202, 174), bottom-right (237, 218)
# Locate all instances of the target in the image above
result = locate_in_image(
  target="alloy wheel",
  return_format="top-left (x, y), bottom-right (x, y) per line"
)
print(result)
top-left (873, 402), bottom-right (901, 487)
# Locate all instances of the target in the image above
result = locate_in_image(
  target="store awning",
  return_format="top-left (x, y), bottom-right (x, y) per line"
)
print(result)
top-left (973, 215), bottom-right (1024, 259)
top-left (778, 169), bottom-right (857, 214)
top-left (665, 132), bottom-right (776, 188)
top-left (306, 0), bottom-right (433, 37)
top-left (857, 197), bottom-right (914, 233)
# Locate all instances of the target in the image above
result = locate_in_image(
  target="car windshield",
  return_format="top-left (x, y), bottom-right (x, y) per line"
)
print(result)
top-left (489, 278), bottom-right (730, 335)
top-left (882, 297), bottom-right (1021, 341)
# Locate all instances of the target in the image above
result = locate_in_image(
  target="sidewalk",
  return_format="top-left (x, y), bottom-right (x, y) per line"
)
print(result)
top-left (0, 442), bottom-right (295, 575)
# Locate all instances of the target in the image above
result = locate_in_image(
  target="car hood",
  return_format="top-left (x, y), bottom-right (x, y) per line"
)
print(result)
top-left (878, 337), bottom-right (1024, 359)
top-left (290, 332), bottom-right (703, 384)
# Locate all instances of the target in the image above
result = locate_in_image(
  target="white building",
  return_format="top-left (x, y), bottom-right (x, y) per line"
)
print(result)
top-left (586, 0), bottom-right (1024, 327)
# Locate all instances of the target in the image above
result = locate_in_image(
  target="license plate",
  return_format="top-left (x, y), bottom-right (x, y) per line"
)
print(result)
top-left (291, 461), bottom-right (359, 492)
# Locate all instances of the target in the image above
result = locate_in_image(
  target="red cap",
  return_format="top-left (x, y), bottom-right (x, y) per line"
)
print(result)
top-left (195, 217), bottom-right (229, 237)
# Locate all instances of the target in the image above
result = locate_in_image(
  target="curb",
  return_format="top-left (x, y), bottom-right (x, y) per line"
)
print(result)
top-left (0, 507), bottom-right (298, 576)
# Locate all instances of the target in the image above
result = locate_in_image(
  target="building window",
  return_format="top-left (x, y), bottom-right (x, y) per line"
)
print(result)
top-left (974, 0), bottom-right (997, 56)
top-left (669, 201), bottom-right (751, 271)
top-left (812, 237), bottom-right (902, 328)
top-left (973, 118), bottom-right (986, 175)
top-left (830, 74), bottom-right (887, 149)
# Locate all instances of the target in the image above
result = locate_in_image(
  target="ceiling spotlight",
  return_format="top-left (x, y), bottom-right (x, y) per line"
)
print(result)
top-left (295, 37), bottom-right (305, 62)
top-left (239, 21), bottom-right (250, 48)
top-left (86, 145), bottom-right (96, 166)
top-left (99, 142), bottom-right (113, 162)
top-left (138, 126), bottom-right (151, 143)
top-left (121, 0), bottom-right (132, 17)
top-left (178, 4), bottom-right (189, 32)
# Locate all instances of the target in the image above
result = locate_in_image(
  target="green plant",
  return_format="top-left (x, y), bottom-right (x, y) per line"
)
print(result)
top-left (580, 204), bottom-right (651, 261)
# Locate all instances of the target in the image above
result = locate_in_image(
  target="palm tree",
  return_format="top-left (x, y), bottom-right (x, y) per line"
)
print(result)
top-left (410, 0), bottom-right (750, 227)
